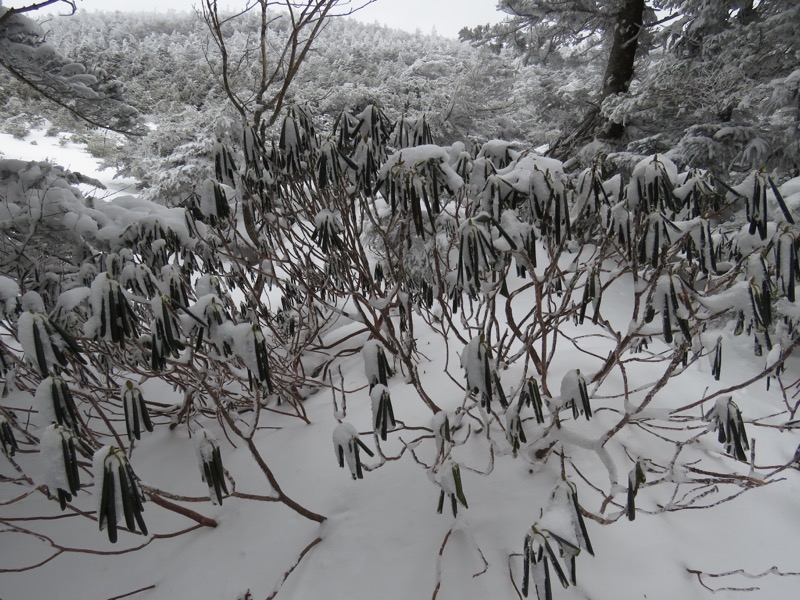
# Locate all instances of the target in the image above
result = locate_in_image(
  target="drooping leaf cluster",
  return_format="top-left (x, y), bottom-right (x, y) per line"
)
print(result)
top-left (1, 93), bottom-right (799, 577)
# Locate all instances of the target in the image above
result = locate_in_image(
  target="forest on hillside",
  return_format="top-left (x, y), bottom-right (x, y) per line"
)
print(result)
top-left (1, 1), bottom-right (800, 599)
top-left (4, 0), bottom-right (796, 195)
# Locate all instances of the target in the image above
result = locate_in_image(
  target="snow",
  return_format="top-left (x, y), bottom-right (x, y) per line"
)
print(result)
top-left (194, 430), bottom-right (224, 504)
top-left (19, 290), bottom-right (45, 313)
top-left (559, 369), bottom-right (589, 418)
top-left (361, 339), bottom-right (385, 387)
top-left (625, 154), bottom-right (679, 209)
top-left (332, 421), bottom-right (363, 479)
top-left (0, 128), bottom-right (138, 200)
top-left (54, 287), bottom-right (91, 316)
top-left (369, 383), bottom-right (395, 434)
top-left (4, 105), bottom-right (800, 600)
top-left (378, 144), bottom-right (465, 193)
top-left (92, 446), bottom-right (124, 529)
top-left (17, 311), bottom-right (64, 375)
top-left (199, 178), bottom-right (224, 218)
top-left (195, 430), bottom-right (218, 465)
top-left (538, 494), bottom-right (578, 550)
top-left (436, 460), bottom-right (463, 498)
top-left (460, 336), bottom-right (490, 398)
top-left (0, 276), bottom-right (19, 317)
top-left (513, 153), bottom-right (564, 177)
top-left (228, 322), bottom-right (264, 376)
top-left (6, 350), bottom-right (800, 600)
top-left (33, 377), bottom-right (58, 428)
top-left (83, 272), bottom-right (114, 340)
top-left (39, 424), bottom-right (71, 493)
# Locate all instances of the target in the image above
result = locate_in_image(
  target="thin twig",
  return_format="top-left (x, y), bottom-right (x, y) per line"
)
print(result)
top-left (107, 584), bottom-right (157, 600)
top-left (265, 536), bottom-right (323, 600)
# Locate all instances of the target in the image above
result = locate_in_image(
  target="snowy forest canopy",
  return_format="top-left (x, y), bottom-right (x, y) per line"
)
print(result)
top-left (3, 1), bottom-right (797, 185)
top-left (1, 1), bottom-right (800, 599)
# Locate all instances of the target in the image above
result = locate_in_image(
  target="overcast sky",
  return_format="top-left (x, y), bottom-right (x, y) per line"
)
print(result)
top-left (42, 1), bottom-right (503, 39)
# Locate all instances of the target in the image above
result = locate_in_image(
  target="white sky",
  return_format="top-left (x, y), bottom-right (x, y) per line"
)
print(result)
top-left (39, 1), bottom-right (503, 39)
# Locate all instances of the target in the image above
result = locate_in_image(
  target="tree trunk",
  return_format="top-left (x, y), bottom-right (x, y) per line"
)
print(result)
top-left (600, 0), bottom-right (646, 139)
top-left (548, 0), bottom-right (646, 158)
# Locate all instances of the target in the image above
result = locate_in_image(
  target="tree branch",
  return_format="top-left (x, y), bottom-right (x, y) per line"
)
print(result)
top-left (0, 1), bottom-right (75, 27)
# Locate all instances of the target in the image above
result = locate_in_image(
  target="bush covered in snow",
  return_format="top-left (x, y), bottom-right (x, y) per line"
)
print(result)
top-left (3, 99), bottom-right (800, 598)
top-left (2, 2), bottom-right (800, 598)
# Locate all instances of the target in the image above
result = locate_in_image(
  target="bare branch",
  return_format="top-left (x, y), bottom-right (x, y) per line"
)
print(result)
top-left (0, 1), bottom-right (75, 27)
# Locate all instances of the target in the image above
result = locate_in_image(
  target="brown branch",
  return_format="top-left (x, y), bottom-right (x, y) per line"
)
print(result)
top-left (682, 465), bottom-right (765, 487)
top-left (686, 566), bottom-right (800, 594)
top-left (672, 332), bottom-right (800, 414)
top-left (0, 0), bottom-right (74, 26)
top-left (264, 535), bottom-right (323, 600)
top-left (507, 553), bottom-right (525, 600)
top-left (432, 528), bottom-right (455, 600)
top-left (0, 62), bottom-right (144, 136)
top-left (245, 437), bottom-right (327, 523)
top-left (0, 522), bottom-right (205, 573)
top-left (106, 585), bottom-right (157, 600)
top-left (145, 492), bottom-right (218, 528)
top-left (601, 343), bottom-right (692, 446)
top-left (231, 491), bottom-right (280, 502)
top-left (188, 376), bottom-right (326, 524)
top-left (202, 0), bottom-right (247, 122)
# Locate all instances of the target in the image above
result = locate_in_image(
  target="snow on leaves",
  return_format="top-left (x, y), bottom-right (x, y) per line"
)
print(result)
top-left (93, 446), bottom-right (148, 543)
top-left (522, 480), bottom-right (594, 599)
top-left (435, 461), bottom-right (468, 517)
top-left (370, 384), bottom-right (396, 442)
top-left (195, 430), bottom-right (229, 506)
top-left (333, 422), bottom-right (374, 480)
top-left (461, 335), bottom-right (507, 409)
top-left (376, 144), bottom-right (464, 237)
top-left (40, 424), bottom-right (82, 510)
top-left (18, 291), bottom-right (84, 377)
top-left (559, 369), bottom-right (592, 422)
top-left (85, 272), bottom-right (140, 346)
top-left (362, 340), bottom-right (393, 391)
top-left (121, 381), bottom-right (153, 442)
top-left (704, 396), bottom-right (750, 462)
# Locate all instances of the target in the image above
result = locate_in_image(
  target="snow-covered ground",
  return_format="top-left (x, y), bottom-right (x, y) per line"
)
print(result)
top-left (0, 128), bottom-right (139, 200)
top-left (2, 133), bottom-right (800, 600)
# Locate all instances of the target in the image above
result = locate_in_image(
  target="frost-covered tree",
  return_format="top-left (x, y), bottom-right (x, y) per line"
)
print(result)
top-left (462, 0), bottom-right (652, 143)
top-left (0, 0), bottom-right (144, 135)
top-left (201, 0), bottom-right (377, 131)
top-left (606, 0), bottom-right (800, 172)
top-left (463, 0), bottom-right (799, 172)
